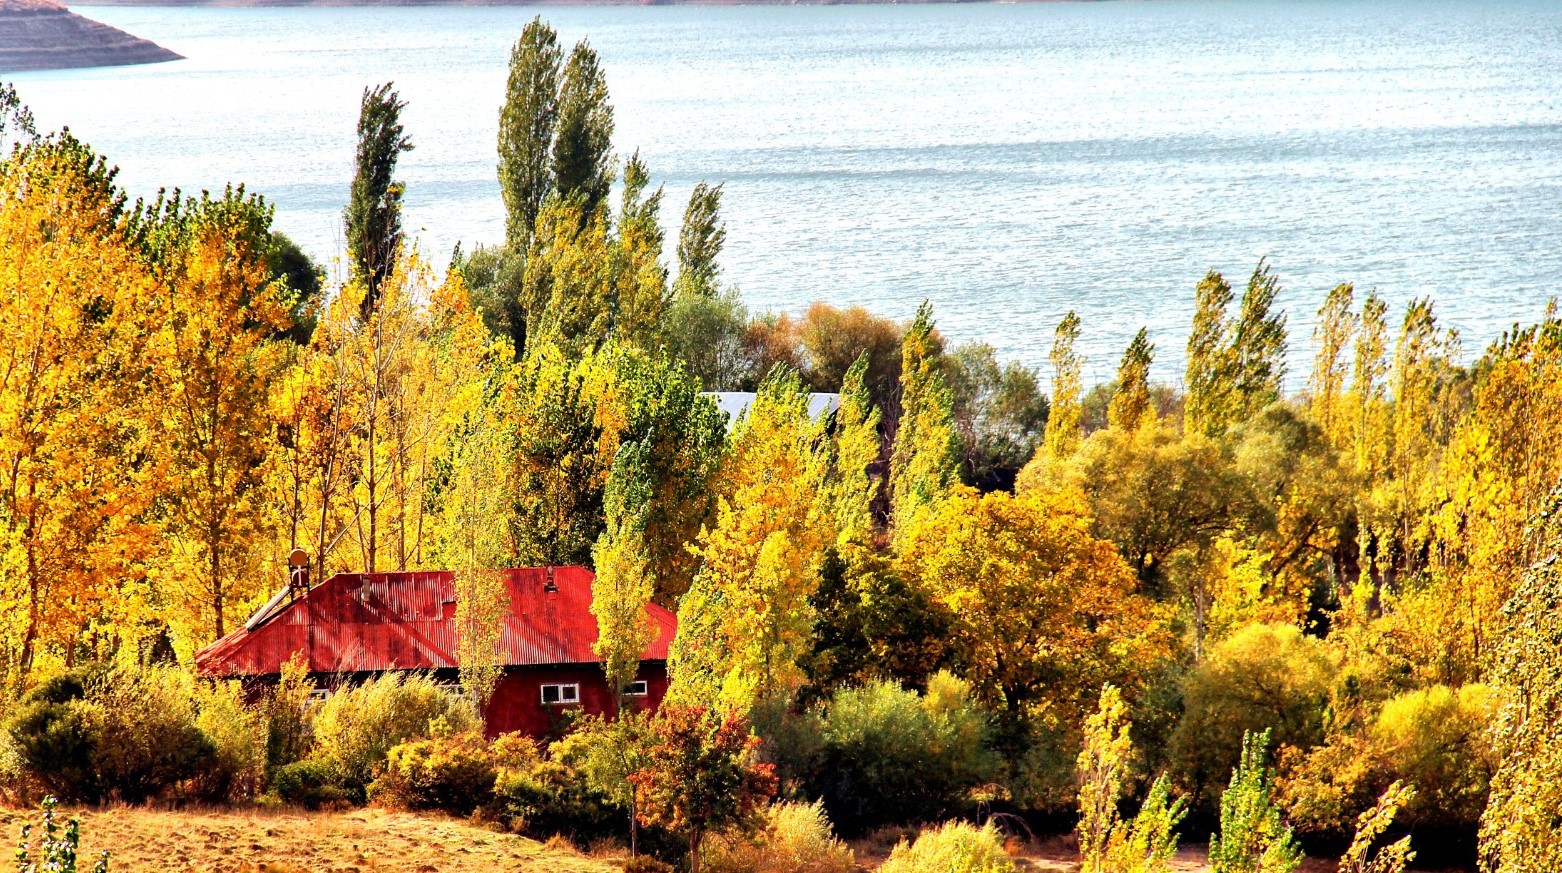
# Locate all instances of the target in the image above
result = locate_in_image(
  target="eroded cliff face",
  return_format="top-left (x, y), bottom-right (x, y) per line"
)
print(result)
top-left (0, 0), bottom-right (182, 71)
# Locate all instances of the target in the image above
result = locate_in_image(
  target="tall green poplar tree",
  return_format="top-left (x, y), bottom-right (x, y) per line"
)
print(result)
top-left (1185, 271), bottom-right (1235, 438)
top-left (674, 182), bottom-right (725, 300)
top-left (553, 41), bottom-right (615, 217)
top-left (1043, 310), bottom-right (1083, 457)
top-left (498, 18), bottom-right (562, 253)
top-left (345, 82), bottom-right (413, 319)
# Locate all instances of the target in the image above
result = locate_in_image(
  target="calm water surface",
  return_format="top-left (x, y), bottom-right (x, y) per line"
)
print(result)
top-left (12, 0), bottom-right (1562, 380)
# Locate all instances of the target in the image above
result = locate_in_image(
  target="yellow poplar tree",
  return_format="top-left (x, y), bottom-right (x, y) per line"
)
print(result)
top-left (1044, 310), bottom-right (1084, 457)
top-left (668, 368), bottom-right (832, 713)
top-left (0, 134), bottom-right (159, 688)
top-left (144, 188), bottom-right (292, 646)
top-left (888, 302), bottom-right (959, 543)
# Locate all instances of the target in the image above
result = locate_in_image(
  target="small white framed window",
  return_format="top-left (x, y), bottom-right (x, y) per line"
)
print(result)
top-left (541, 683), bottom-right (581, 705)
top-left (305, 688), bottom-right (332, 708)
top-left (626, 681), bottom-right (649, 697)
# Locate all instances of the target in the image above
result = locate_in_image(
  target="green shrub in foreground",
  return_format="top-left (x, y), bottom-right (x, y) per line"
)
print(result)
top-left (877, 821), bottom-right (1015, 873)
top-left (702, 801), bottom-right (855, 873)
top-left (370, 730), bottom-right (539, 815)
top-left (307, 672), bottom-right (478, 797)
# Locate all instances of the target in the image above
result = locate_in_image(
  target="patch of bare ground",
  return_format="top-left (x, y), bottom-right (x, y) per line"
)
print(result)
top-left (0, 805), bottom-right (618, 873)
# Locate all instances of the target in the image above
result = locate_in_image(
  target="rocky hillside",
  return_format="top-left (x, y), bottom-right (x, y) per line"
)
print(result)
top-left (0, 0), bottom-right (181, 72)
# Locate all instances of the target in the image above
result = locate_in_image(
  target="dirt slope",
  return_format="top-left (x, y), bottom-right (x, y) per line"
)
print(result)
top-left (0, 0), bottom-right (181, 72)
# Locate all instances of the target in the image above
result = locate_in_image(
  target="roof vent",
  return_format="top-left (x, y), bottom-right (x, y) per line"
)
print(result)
top-left (544, 566), bottom-right (558, 593)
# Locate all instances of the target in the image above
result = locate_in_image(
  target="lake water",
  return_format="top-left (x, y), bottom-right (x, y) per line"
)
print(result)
top-left (10, 0), bottom-right (1562, 382)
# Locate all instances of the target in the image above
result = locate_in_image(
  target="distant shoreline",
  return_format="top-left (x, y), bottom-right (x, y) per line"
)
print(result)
top-left (73, 0), bottom-right (1077, 7)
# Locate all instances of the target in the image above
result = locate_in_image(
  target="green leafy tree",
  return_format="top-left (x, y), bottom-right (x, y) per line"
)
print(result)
top-left (630, 706), bottom-right (778, 873)
top-left (1078, 684), bottom-right (1185, 873)
top-left (1338, 781), bottom-right (1415, 873)
top-left (552, 40), bottom-right (615, 217)
top-left (945, 341), bottom-right (1048, 492)
top-left (1309, 282), bottom-right (1355, 444)
top-left (344, 82), bottom-right (413, 318)
top-left (1230, 260), bottom-right (1288, 419)
top-left (1208, 730), bottom-right (1303, 873)
top-left (829, 354), bottom-right (882, 545)
top-left (498, 17), bottom-right (562, 253)
top-left (675, 181), bottom-right (726, 300)
top-left (1109, 328), bottom-right (1156, 432)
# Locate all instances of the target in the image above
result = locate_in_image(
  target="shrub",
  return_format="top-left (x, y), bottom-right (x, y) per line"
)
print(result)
top-left (497, 757), bottom-right (623, 842)
top-left (264, 653), bottom-right (314, 773)
top-left (5, 664), bottom-right (213, 803)
top-left (371, 730), bottom-right (538, 815)
top-left (270, 759), bottom-right (352, 809)
top-left (622, 857), bottom-right (674, 873)
top-left (193, 679), bottom-right (266, 802)
top-left (808, 672), bottom-right (993, 833)
top-left (703, 801), bottom-right (856, 873)
top-left (14, 796), bottom-right (109, 873)
top-left (1208, 731), bottom-right (1301, 873)
top-left (1369, 683), bottom-right (1494, 830)
top-left (309, 672), bottom-right (477, 796)
top-left (1170, 623), bottom-right (1334, 808)
top-left (877, 822), bottom-right (1015, 873)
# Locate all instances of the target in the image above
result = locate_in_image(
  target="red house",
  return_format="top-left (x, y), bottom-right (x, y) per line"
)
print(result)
top-left (194, 566), bottom-right (675, 737)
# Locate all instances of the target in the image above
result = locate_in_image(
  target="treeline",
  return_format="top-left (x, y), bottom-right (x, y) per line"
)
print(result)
top-left (5, 14), bottom-right (1562, 872)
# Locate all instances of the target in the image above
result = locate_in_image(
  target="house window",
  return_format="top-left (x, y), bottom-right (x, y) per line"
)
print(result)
top-left (541, 683), bottom-right (581, 706)
top-left (306, 688), bottom-right (332, 708)
top-left (626, 681), bottom-right (649, 697)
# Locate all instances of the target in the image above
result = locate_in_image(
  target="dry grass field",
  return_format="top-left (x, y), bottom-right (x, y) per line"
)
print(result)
top-left (0, 805), bottom-right (619, 873)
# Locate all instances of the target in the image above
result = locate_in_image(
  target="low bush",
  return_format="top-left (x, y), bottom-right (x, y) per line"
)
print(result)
top-left (309, 672), bottom-right (478, 797)
top-left (877, 821), bottom-right (1016, 873)
top-left (806, 672), bottom-right (994, 833)
top-left (497, 757), bottom-right (624, 843)
top-left (270, 758), bottom-right (353, 809)
top-left (621, 857), bottom-right (674, 873)
top-left (4, 664), bottom-right (214, 803)
top-left (371, 730), bottom-right (539, 815)
top-left (193, 679), bottom-right (266, 802)
top-left (703, 801), bottom-right (856, 873)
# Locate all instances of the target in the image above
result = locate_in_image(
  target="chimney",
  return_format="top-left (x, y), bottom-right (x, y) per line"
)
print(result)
top-left (544, 566), bottom-right (558, 593)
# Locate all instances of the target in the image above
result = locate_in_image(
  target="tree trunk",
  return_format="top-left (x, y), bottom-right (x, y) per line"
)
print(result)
top-left (689, 831), bottom-right (702, 873)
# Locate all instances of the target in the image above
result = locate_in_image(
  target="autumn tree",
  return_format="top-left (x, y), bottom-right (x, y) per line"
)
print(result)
top-left (1078, 685), bottom-right (1184, 873)
top-left (345, 82), bottom-right (413, 318)
top-left (669, 369), bottom-right (833, 712)
top-left (1186, 271), bottom-right (1236, 438)
top-left (1109, 328), bottom-right (1156, 432)
top-left (828, 354), bottom-right (882, 546)
top-left (142, 187), bottom-right (293, 645)
top-left (1044, 310), bottom-right (1084, 457)
top-left (592, 440), bottom-right (656, 702)
top-left (1480, 486), bottom-right (1562, 870)
top-left (945, 341), bottom-right (1049, 492)
top-left (1185, 263), bottom-right (1288, 438)
top-left (888, 303), bottom-right (959, 542)
top-left (897, 486), bottom-right (1168, 738)
top-left (630, 706), bottom-right (777, 873)
top-left (0, 132), bottom-right (159, 690)
top-left (1309, 283), bottom-right (1355, 445)
top-left (1230, 261), bottom-right (1288, 418)
top-left (1208, 731), bottom-right (1302, 873)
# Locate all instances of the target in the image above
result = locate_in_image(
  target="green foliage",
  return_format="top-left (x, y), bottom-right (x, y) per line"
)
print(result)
top-left (4, 665), bottom-right (214, 804)
top-left (1368, 683), bottom-right (1493, 829)
top-left (702, 801), bottom-right (856, 873)
top-left (1208, 731), bottom-right (1302, 873)
top-left (370, 731), bottom-right (538, 816)
top-left (801, 546), bottom-right (951, 700)
top-left (1338, 781), bottom-right (1415, 873)
top-left (263, 653), bottom-right (314, 774)
top-left (945, 341), bottom-right (1048, 491)
top-left (192, 679), bottom-right (265, 802)
top-left (269, 759), bottom-right (352, 809)
top-left (307, 672), bottom-right (477, 796)
top-left (552, 40), bottom-right (615, 217)
top-left (268, 231), bottom-right (324, 344)
top-left (659, 291), bottom-right (749, 390)
top-left (1077, 685), bottom-right (1185, 873)
top-left (1171, 624), bottom-right (1333, 809)
top-left (675, 182), bottom-right (725, 300)
top-left (14, 796), bottom-right (110, 873)
top-left (804, 673), bottom-right (993, 834)
top-left (592, 440), bottom-right (657, 698)
top-left (344, 82), bottom-right (413, 316)
top-left (878, 822), bottom-right (1016, 873)
top-left (499, 17), bottom-right (563, 252)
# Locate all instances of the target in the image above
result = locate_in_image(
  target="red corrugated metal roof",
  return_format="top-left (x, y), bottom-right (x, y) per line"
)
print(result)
top-left (194, 566), bottom-right (676, 678)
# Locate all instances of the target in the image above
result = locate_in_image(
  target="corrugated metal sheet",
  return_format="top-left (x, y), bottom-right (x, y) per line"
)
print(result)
top-left (194, 566), bottom-right (676, 678)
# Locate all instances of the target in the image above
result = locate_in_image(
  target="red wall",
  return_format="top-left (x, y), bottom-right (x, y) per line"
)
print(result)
top-left (484, 662), bottom-right (670, 738)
